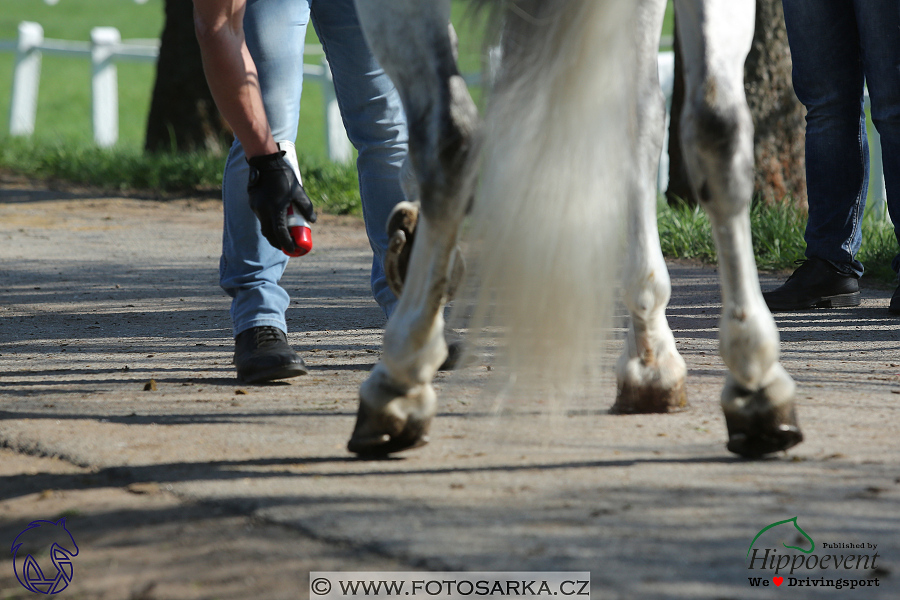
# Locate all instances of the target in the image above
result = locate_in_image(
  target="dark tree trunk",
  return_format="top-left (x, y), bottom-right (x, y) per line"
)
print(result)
top-left (145, 0), bottom-right (232, 153)
top-left (667, 0), bottom-right (806, 208)
top-left (744, 0), bottom-right (807, 208)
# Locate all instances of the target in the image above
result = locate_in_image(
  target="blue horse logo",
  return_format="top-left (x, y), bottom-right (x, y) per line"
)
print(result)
top-left (11, 518), bottom-right (79, 594)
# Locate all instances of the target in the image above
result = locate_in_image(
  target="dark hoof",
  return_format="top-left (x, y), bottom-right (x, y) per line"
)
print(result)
top-left (384, 202), bottom-right (419, 298)
top-left (724, 399), bottom-right (803, 458)
top-left (347, 401), bottom-right (431, 457)
top-left (610, 380), bottom-right (687, 414)
top-left (439, 328), bottom-right (473, 371)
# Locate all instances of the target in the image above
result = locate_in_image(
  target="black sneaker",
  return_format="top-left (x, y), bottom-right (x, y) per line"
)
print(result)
top-left (234, 326), bottom-right (308, 383)
top-left (890, 284), bottom-right (900, 315)
top-left (763, 257), bottom-right (860, 311)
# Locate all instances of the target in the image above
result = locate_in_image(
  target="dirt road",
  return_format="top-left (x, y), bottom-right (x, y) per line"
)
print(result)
top-left (1, 179), bottom-right (899, 599)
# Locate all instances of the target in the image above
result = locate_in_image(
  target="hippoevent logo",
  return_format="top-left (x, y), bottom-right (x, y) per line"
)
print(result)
top-left (746, 517), bottom-right (881, 590)
top-left (11, 518), bottom-right (79, 594)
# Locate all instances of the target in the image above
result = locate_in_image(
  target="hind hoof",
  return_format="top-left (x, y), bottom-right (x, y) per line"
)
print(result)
top-left (610, 380), bottom-right (687, 414)
top-left (612, 349), bottom-right (688, 414)
top-left (384, 201), bottom-right (420, 298)
top-left (722, 370), bottom-right (803, 458)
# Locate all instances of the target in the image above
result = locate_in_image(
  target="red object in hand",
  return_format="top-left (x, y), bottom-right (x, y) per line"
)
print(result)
top-left (284, 204), bottom-right (313, 257)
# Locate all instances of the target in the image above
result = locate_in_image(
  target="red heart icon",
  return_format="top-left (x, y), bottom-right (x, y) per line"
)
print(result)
top-left (773, 577), bottom-right (784, 587)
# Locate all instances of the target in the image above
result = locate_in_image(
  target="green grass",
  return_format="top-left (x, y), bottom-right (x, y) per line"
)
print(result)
top-left (0, 0), bottom-right (491, 156)
top-left (0, 135), bottom-right (362, 215)
top-left (1, 0), bottom-right (165, 144)
top-left (659, 197), bottom-right (899, 284)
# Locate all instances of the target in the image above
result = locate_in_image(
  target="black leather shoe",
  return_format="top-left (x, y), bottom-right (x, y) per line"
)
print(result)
top-left (234, 326), bottom-right (308, 383)
top-left (763, 257), bottom-right (860, 311)
top-left (890, 284), bottom-right (900, 315)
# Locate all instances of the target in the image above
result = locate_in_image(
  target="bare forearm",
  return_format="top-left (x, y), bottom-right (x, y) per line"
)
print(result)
top-left (192, 0), bottom-right (277, 158)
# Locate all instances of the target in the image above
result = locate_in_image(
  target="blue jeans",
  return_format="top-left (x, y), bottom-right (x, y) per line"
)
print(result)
top-left (783, 0), bottom-right (900, 277)
top-left (220, 0), bottom-right (407, 336)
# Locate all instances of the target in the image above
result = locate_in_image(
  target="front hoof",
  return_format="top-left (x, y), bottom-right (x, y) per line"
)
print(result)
top-left (348, 401), bottom-right (432, 456)
top-left (722, 372), bottom-right (803, 458)
top-left (348, 371), bottom-right (437, 456)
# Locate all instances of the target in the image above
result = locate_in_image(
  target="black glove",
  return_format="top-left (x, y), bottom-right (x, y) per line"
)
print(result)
top-left (247, 151), bottom-right (317, 253)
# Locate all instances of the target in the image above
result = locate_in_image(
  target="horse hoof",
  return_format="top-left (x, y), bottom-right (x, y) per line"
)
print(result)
top-left (722, 371), bottom-right (803, 458)
top-left (384, 201), bottom-right (420, 298)
top-left (611, 350), bottom-right (688, 413)
top-left (610, 380), bottom-right (687, 414)
top-left (348, 369), bottom-right (437, 456)
top-left (347, 401), bottom-right (432, 456)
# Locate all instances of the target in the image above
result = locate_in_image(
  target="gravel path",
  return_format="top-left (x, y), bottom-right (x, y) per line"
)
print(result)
top-left (1, 181), bottom-right (899, 599)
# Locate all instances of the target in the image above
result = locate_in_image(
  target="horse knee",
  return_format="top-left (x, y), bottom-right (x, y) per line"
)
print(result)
top-left (682, 79), bottom-right (754, 210)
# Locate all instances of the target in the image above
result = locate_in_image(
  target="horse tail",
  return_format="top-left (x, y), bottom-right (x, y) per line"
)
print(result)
top-left (460, 0), bottom-right (637, 398)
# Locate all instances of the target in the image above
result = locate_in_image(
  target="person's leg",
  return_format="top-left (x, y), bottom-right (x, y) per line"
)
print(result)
top-left (764, 0), bottom-right (865, 311)
top-left (855, 0), bottom-right (900, 271)
top-left (784, 0), bottom-right (868, 275)
top-left (221, 0), bottom-right (310, 336)
top-left (221, 0), bottom-right (311, 380)
top-left (854, 0), bottom-right (900, 312)
top-left (310, 0), bottom-right (408, 318)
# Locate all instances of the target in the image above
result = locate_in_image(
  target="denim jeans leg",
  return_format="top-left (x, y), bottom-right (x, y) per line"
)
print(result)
top-left (854, 0), bottom-right (900, 273)
top-left (220, 0), bottom-right (311, 337)
top-left (311, 0), bottom-right (408, 318)
top-left (783, 0), bottom-right (867, 276)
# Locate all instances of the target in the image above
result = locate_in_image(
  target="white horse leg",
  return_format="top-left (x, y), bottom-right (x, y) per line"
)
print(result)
top-left (675, 0), bottom-right (802, 456)
top-left (612, 0), bottom-right (688, 414)
top-left (349, 0), bottom-right (477, 454)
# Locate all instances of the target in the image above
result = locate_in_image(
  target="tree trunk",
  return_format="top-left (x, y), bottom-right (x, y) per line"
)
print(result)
top-left (145, 0), bottom-right (232, 153)
top-left (744, 0), bottom-right (806, 208)
top-left (667, 0), bottom-right (806, 208)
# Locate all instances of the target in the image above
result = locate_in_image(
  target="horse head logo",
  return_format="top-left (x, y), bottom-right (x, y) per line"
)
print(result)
top-left (747, 516), bottom-right (815, 558)
top-left (11, 518), bottom-right (79, 594)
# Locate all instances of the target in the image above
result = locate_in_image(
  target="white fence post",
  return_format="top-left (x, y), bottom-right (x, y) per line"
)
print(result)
top-left (321, 56), bottom-right (352, 163)
top-left (91, 26), bottom-right (120, 147)
top-left (863, 90), bottom-right (888, 218)
top-left (9, 21), bottom-right (44, 137)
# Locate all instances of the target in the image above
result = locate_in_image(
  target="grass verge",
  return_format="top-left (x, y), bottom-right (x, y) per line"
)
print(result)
top-left (0, 136), bottom-right (362, 215)
top-left (659, 197), bottom-right (899, 285)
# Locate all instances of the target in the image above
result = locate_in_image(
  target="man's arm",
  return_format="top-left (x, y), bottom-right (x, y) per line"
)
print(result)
top-left (191, 0), bottom-right (316, 251)
top-left (192, 0), bottom-right (278, 158)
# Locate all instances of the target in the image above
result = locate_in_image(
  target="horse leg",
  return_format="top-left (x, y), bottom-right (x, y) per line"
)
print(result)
top-left (675, 0), bottom-right (802, 456)
top-left (349, 0), bottom-right (477, 454)
top-left (612, 0), bottom-right (688, 414)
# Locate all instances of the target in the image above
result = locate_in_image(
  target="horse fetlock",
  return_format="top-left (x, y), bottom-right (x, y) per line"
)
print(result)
top-left (719, 308), bottom-right (780, 391)
top-left (349, 367), bottom-right (438, 456)
top-left (612, 346), bottom-right (688, 414)
top-left (721, 364), bottom-right (802, 458)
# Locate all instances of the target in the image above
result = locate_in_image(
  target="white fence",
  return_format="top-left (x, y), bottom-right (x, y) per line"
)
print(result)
top-left (1, 22), bottom-right (888, 205)
top-left (1, 21), bottom-right (352, 161)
